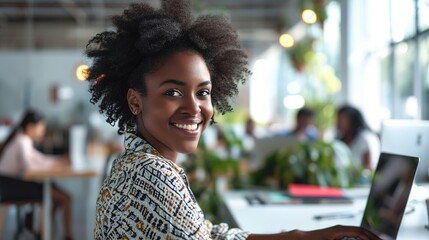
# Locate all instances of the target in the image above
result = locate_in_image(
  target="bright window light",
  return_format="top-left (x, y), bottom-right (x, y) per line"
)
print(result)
top-left (283, 95), bottom-right (305, 109)
top-left (287, 81), bottom-right (301, 94)
top-left (405, 96), bottom-right (419, 118)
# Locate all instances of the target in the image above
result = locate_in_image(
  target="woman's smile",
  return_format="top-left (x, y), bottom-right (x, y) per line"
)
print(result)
top-left (172, 122), bottom-right (200, 132)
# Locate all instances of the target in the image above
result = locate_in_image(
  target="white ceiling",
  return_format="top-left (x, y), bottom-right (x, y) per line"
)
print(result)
top-left (0, 0), bottom-right (300, 57)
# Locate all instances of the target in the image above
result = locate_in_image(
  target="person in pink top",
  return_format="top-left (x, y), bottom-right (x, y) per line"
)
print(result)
top-left (0, 110), bottom-right (73, 240)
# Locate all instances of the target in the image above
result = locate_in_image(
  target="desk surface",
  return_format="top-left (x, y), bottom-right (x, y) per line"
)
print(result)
top-left (221, 185), bottom-right (429, 240)
top-left (23, 167), bottom-right (99, 240)
top-left (24, 167), bottom-right (99, 180)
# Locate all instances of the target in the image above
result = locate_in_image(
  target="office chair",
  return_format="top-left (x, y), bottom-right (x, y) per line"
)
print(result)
top-left (0, 175), bottom-right (41, 240)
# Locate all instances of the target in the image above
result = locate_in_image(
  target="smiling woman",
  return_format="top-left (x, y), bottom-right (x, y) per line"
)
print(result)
top-left (85, 0), bottom-right (250, 238)
top-left (85, 0), bottom-right (381, 240)
top-left (127, 51), bottom-right (213, 160)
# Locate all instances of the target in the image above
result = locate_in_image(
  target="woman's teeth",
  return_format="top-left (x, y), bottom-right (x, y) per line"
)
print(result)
top-left (174, 123), bottom-right (198, 131)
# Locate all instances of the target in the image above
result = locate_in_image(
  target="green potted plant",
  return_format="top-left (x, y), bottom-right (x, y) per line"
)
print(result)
top-left (183, 126), bottom-right (244, 222)
top-left (287, 37), bottom-right (316, 73)
top-left (251, 140), bottom-right (362, 189)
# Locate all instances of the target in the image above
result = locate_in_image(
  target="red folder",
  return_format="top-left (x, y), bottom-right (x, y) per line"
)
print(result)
top-left (288, 184), bottom-right (344, 198)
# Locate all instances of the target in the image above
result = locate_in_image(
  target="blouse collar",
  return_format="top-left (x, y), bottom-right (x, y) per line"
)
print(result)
top-left (124, 132), bottom-right (163, 158)
top-left (124, 132), bottom-right (184, 173)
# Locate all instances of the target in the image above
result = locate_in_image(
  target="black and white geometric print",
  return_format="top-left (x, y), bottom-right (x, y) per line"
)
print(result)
top-left (94, 133), bottom-right (249, 240)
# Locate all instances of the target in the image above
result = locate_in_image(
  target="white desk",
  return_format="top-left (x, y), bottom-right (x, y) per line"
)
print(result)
top-left (24, 168), bottom-right (98, 240)
top-left (220, 185), bottom-right (429, 240)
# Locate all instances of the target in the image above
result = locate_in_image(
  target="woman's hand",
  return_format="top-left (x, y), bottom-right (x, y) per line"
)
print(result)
top-left (60, 154), bottom-right (71, 166)
top-left (247, 225), bottom-right (381, 240)
top-left (52, 154), bottom-right (71, 169)
top-left (299, 225), bottom-right (381, 240)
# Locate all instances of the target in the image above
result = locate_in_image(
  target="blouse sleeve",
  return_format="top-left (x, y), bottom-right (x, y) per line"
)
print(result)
top-left (20, 136), bottom-right (57, 171)
top-left (210, 222), bottom-right (249, 240)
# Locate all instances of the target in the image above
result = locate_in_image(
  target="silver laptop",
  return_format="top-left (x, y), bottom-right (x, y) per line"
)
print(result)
top-left (360, 152), bottom-right (419, 240)
top-left (380, 119), bottom-right (429, 183)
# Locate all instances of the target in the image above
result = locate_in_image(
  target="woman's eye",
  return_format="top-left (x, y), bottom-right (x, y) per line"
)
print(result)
top-left (198, 89), bottom-right (211, 97)
top-left (165, 90), bottom-right (182, 97)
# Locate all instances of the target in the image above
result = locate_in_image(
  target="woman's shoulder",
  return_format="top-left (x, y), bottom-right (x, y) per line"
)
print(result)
top-left (358, 129), bottom-right (379, 141)
top-left (12, 133), bottom-right (31, 143)
top-left (118, 151), bottom-right (183, 178)
top-left (352, 129), bottom-right (380, 150)
top-left (4, 133), bottom-right (31, 150)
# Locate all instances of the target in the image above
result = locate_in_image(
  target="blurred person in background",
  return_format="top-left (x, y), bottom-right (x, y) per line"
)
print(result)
top-left (0, 109), bottom-right (73, 240)
top-left (277, 107), bottom-right (319, 141)
top-left (336, 105), bottom-right (380, 174)
top-left (243, 117), bottom-right (256, 151)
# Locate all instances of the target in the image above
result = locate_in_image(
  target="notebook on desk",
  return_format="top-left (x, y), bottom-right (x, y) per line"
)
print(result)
top-left (252, 184), bottom-right (353, 205)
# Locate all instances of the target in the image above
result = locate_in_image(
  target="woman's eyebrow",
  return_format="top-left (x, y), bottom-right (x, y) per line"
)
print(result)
top-left (159, 79), bottom-right (185, 87)
top-left (159, 79), bottom-right (212, 87)
top-left (198, 80), bottom-right (211, 87)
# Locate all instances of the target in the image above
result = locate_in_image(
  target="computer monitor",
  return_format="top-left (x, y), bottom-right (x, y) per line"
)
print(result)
top-left (250, 136), bottom-right (298, 169)
top-left (69, 124), bottom-right (88, 170)
top-left (380, 119), bottom-right (429, 183)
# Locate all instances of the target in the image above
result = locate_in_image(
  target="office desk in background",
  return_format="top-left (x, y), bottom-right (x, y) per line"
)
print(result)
top-left (220, 185), bottom-right (429, 240)
top-left (24, 168), bottom-right (99, 240)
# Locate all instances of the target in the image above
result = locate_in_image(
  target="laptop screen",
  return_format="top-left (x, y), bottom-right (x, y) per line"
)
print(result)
top-left (361, 152), bottom-right (419, 240)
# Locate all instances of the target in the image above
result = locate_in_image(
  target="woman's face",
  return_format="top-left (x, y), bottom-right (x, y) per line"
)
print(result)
top-left (131, 51), bottom-right (213, 161)
top-left (337, 112), bottom-right (350, 135)
top-left (27, 120), bottom-right (46, 141)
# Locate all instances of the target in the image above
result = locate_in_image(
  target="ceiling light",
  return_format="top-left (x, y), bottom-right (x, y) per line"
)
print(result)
top-left (76, 64), bottom-right (89, 81)
top-left (302, 9), bottom-right (317, 24)
top-left (279, 33), bottom-right (295, 48)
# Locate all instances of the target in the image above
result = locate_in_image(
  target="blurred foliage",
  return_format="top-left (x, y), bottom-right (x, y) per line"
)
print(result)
top-left (186, 149), bottom-right (242, 222)
top-left (284, 0), bottom-right (340, 132)
top-left (214, 108), bottom-right (250, 125)
top-left (292, 52), bottom-right (342, 132)
top-left (251, 140), bottom-right (363, 189)
top-left (183, 125), bottom-right (245, 222)
top-left (304, 99), bottom-right (336, 132)
top-left (299, 0), bottom-right (332, 29)
top-left (286, 37), bottom-right (316, 73)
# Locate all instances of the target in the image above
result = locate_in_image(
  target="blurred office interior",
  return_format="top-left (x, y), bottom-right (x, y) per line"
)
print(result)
top-left (0, 0), bottom-right (429, 239)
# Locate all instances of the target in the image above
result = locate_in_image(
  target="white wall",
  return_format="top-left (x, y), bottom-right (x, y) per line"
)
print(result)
top-left (0, 50), bottom-right (95, 125)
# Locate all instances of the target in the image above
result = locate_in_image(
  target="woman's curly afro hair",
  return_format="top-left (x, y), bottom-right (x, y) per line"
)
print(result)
top-left (85, 0), bottom-right (250, 134)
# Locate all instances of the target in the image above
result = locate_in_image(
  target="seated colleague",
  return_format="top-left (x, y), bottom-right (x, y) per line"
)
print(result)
top-left (278, 107), bottom-right (319, 141)
top-left (243, 117), bottom-right (256, 152)
top-left (86, 1), bottom-right (380, 239)
top-left (336, 105), bottom-right (380, 172)
top-left (0, 110), bottom-right (73, 240)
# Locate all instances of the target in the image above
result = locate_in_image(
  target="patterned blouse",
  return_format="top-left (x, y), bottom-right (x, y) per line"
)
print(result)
top-left (94, 132), bottom-right (249, 240)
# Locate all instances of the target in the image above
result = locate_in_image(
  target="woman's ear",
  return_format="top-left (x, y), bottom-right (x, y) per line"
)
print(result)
top-left (127, 89), bottom-right (142, 115)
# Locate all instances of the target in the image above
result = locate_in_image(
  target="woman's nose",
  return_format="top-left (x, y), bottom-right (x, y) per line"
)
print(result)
top-left (182, 95), bottom-right (201, 115)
